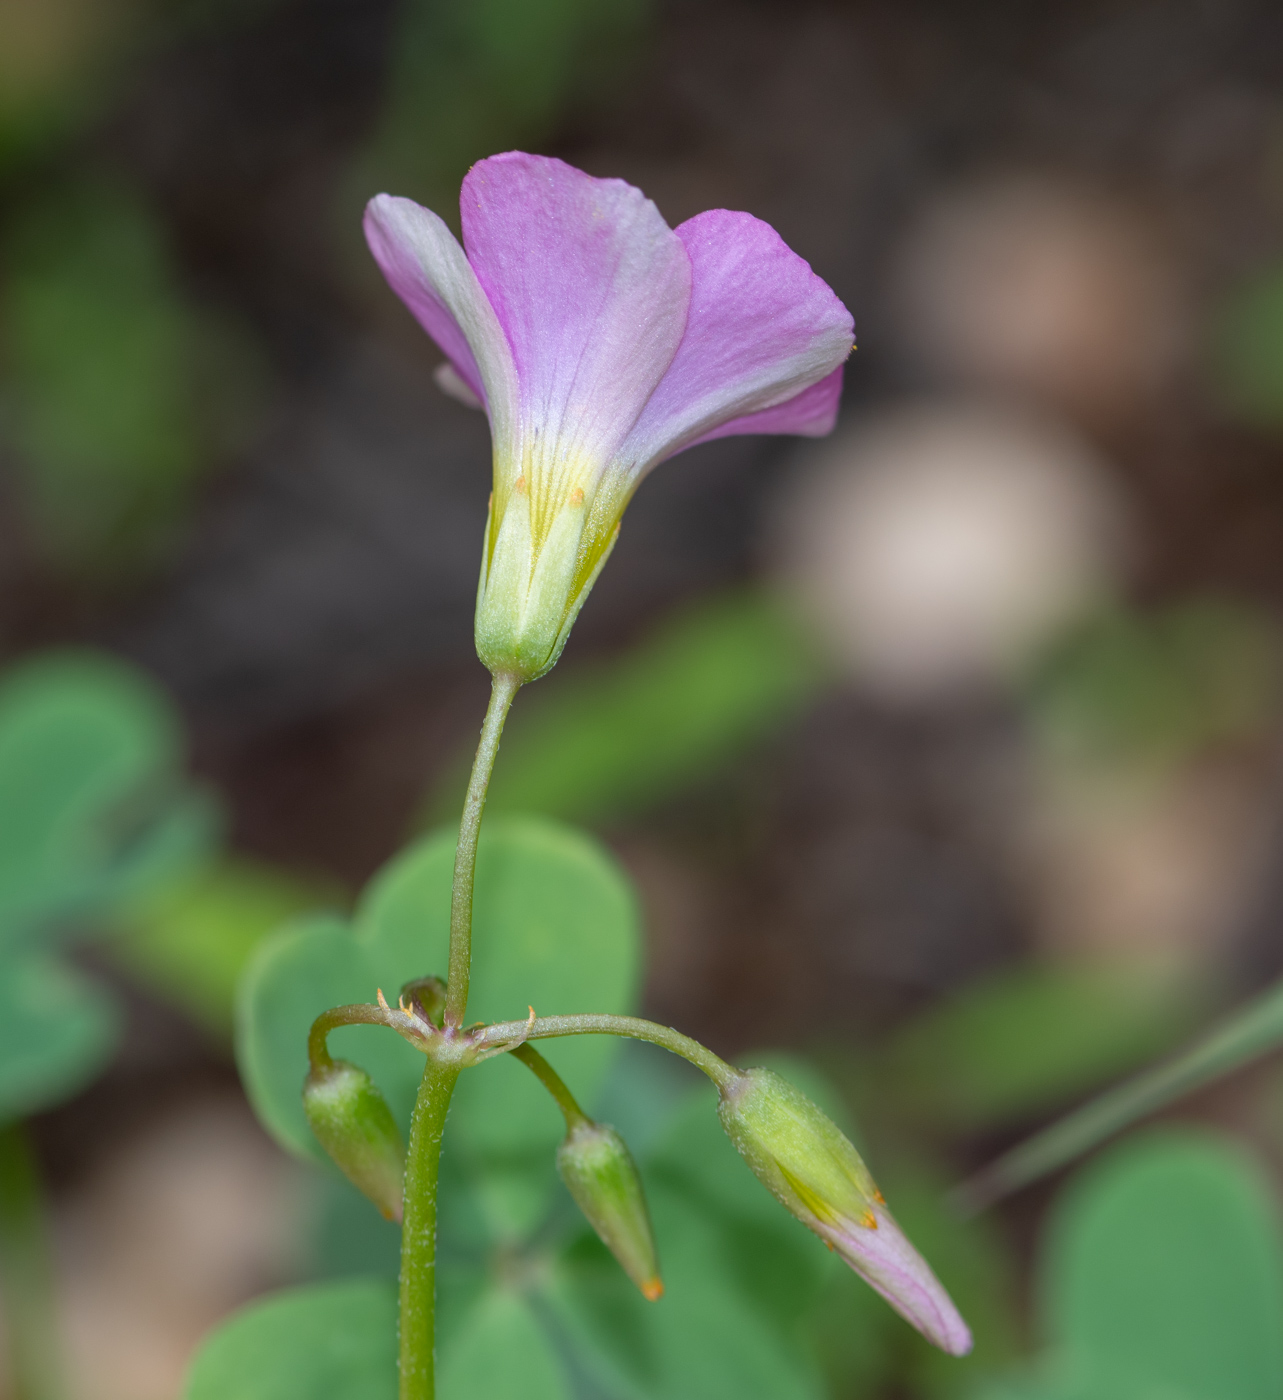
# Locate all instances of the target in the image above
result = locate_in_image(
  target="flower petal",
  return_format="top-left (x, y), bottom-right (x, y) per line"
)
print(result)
top-left (434, 361), bottom-right (484, 409)
top-left (616, 209), bottom-right (854, 476)
top-left (821, 1205), bottom-right (973, 1357)
top-left (687, 364), bottom-right (846, 448)
top-left (363, 194), bottom-right (519, 456)
top-left (460, 152), bottom-right (691, 525)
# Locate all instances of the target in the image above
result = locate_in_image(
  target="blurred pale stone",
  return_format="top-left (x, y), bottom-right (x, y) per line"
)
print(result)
top-left (889, 176), bottom-right (1190, 423)
top-left (776, 401), bottom-right (1129, 701)
top-left (1020, 754), bottom-right (1276, 964)
top-left (51, 1094), bottom-right (306, 1400)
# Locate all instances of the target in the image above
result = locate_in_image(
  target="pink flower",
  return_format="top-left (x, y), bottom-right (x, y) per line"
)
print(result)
top-left (364, 152), bottom-right (854, 681)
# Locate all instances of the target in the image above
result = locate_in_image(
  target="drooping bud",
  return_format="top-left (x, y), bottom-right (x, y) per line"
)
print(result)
top-left (718, 1067), bottom-right (971, 1356)
top-left (557, 1120), bottom-right (662, 1301)
top-left (303, 1059), bottom-right (406, 1222)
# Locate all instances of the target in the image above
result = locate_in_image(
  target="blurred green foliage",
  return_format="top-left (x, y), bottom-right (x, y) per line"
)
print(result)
top-left (426, 592), bottom-right (827, 829)
top-left (0, 178), bottom-right (266, 575)
top-left (984, 1130), bottom-right (1283, 1400)
top-left (1212, 262), bottom-right (1283, 430)
top-left (1026, 597), bottom-right (1279, 772)
top-left (881, 961), bottom-right (1206, 1133)
top-left (356, 0), bottom-right (652, 212)
top-left (0, 650), bottom-right (216, 1120)
top-left (184, 1276), bottom-right (398, 1400)
top-left (0, 0), bottom-right (142, 173)
top-left (0, 650), bottom-right (214, 942)
top-left (0, 0), bottom-right (293, 174)
top-left (111, 857), bottom-right (329, 1035)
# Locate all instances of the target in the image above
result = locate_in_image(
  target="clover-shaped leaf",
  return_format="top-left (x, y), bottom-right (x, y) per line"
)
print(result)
top-left (0, 650), bottom-right (216, 948)
top-left (238, 816), bottom-right (640, 1236)
top-left (0, 650), bottom-right (216, 1117)
top-left (979, 1128), bottom-right (1283, 1400)
top-left (184, 1278), bottom-right (398, 1400)
top-left (1042, 1129), bottom-right (1283, 1400)
top-left (0, 955), bottom-right (120, 1122)
top-left (184, 1274), bottom-right (571, 1400)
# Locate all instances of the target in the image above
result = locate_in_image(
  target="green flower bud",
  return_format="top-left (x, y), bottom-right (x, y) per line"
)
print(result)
top-left (557, 1120), bottom-right (662, 1301)
top-left (719, 1068), bottom-right (971, 1356)
top-left (303, 1059), bottom-right (406, 1223)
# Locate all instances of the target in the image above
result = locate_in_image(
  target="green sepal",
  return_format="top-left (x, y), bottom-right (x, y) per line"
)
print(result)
top-left (557, 1120), bottom-right (661, 1301)
top-left (718, 1067), bottom-right (879, 1229)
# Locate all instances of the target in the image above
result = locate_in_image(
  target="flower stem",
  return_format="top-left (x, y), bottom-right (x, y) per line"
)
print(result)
top-left (399, 670), bottom-right (519, 1397)
top-left (511, 1043), bottom-right (589, 1128)
top-left (0, 1122), bottom-right (63, 1400)
top-left (398, 1059), bottom-right (460, 1400)
top-left (307, 1003), bottom-right (399, 1072)
top-left (476, 1014), bottom-right (739, 1090)
top-left (444, 672), bottom-right (520, 1028)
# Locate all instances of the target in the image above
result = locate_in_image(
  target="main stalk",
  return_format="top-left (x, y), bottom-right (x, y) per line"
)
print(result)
top-left (399, 671), bottom-right (519, 1399)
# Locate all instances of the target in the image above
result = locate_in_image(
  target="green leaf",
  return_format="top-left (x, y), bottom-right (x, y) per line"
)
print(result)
top-left (1042, 1129), bottom-right (1283, 1400)
top-left (238, 816), bottom-right (640, 1235)
top-left (0, 649), bottom-right (213, 944)
top-left (425, 593), bottom-right (825, 828)
top-left (0, 955), bottom-right (119, 1121)
top-left (238, 913), bottom-right (411, 1156)
top-left (111, 858), bottom-right (328, 1034)
top-left (183, 1277), bottom-right (397, 1400)
top-left (183, 1273), bottom-right (571, 1400)
top-left (439, 1286), bottom-right (569, 1399)
top-left (883, 960), bottom-right (1204, 1131)
top-left (548, 1080), bottom-right (831, 1400)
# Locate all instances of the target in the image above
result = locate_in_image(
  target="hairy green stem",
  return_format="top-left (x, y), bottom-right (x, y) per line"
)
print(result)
top-left (444, 673), bottom-right (520, 1028)
top-left (511, 1044), bottom-right (588, 1128)
top-left (0, 1122), bottom-right (63, 1400)
top-left (399, 671), bottom-right (518, 1397)
top-left (307, 1003), bottom-right (397, 1072)
top-left (398, 1060), bottom-right (460, 1400)
top-left (477, 1014), bottom-right (738, 1090)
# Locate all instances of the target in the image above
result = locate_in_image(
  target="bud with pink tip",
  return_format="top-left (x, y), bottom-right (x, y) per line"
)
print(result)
top-left (718, 1067), bottom-right (971, 1355)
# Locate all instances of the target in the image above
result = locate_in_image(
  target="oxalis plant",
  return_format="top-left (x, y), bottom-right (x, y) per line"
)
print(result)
top-left (202, 152), bottom-right (971, 1400)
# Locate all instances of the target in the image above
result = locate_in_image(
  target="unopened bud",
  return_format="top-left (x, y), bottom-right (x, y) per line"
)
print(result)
top-left (557, 1120), bottom-right (662, 1301)
top-left (304, 1059), bottom-right (405, 1222)
top-left (719, 1068), bottom-right (971, 1356)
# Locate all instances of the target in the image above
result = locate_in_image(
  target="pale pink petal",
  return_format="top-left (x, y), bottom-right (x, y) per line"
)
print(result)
top-left (460, 152), bottom-right (691, 506)
top-left (616, 209), bottom-right (854, 476)
top-left (363, 194), bottom-right (519, 457)
top-left (686, 365), bottom-right (845, 448)
top-left (819, 1204), bottom-right (973, 1357)
top-left (434, 361), bottom-right (484, 410)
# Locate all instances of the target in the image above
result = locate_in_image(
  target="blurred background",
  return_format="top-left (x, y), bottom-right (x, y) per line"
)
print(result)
top-left (5, 0), bottom-right (1283, 1396)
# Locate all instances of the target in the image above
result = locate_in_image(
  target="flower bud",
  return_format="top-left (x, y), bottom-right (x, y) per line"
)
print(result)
top-left (303, 1059), bottom-right (406, 1222)
top-left (718, 1067), bottom-right (971, 1356)
top-left (557, 1120), bottom-right (662, 1301)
